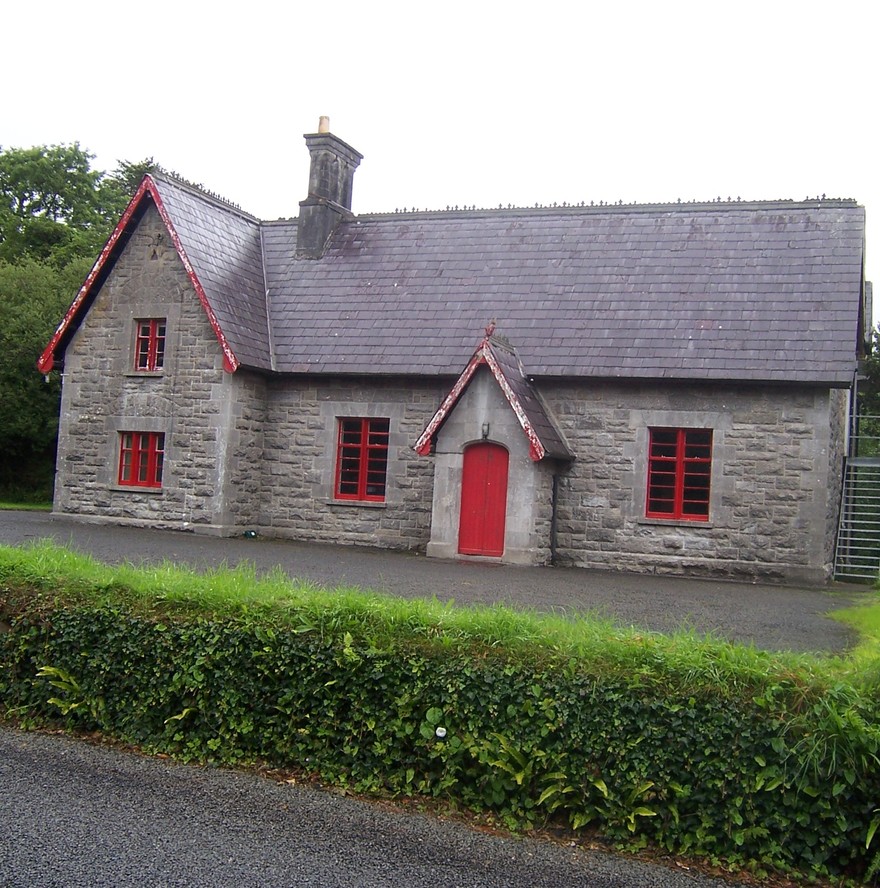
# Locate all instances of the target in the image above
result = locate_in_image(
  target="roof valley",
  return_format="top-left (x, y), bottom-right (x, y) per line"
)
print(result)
top-left (258, 224), bottom-right (277, 373)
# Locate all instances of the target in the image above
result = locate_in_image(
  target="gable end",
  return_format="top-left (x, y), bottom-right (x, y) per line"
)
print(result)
top-left (38, 175), bottom-right (241, 375)
top-left (415, 332), bottom-right (572, 461)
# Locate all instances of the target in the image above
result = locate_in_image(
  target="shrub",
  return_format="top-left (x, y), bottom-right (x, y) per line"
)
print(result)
top-left (1, 541), bottom-right (878, 880)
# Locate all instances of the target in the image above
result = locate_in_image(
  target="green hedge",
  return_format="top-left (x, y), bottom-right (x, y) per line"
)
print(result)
top-left (1, 544), bottom-right (879, 880)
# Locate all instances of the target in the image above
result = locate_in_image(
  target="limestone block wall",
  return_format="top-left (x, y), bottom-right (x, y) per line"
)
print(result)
top-left (53, 204), bottom-right (263, 533)
top-left (542, 380), bottom-right (846, 582)
top-left (50, 200), bottom-right (849, 580)
top-left (259, 377), bottom-right (442, 550)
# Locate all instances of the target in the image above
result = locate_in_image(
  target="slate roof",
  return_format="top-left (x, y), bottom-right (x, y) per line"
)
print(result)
top-left (151, 177), bottom-right (269, 370)
top-left (489, 338), bottom-right (572, 460)
top-left (40, 175), bottom-right (867, 387)
top-left (265, 202), bottom-right (865, 385)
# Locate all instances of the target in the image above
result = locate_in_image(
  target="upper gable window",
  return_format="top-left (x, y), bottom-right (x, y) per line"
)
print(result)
top-left (335, 418), bottom-right (390, 502)
top-left (135, 319), bottom-right (166, 372)
top-left (646, 428), bottom-right (712, 521)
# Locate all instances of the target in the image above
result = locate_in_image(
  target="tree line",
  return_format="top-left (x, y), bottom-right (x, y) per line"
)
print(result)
top-left (0, 144), bottom-right (153, 500)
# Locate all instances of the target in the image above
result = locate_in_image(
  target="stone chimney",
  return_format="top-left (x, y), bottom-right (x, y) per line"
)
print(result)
top-left (296, 117), bottom-right (363, 259)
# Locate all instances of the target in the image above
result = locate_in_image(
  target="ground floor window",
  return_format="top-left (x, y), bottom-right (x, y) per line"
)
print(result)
top-left (335, 418), bottom-right (389, 501)
top-left (118, 431), bottom-right (165, 488)
top-left (646, 427), bottom-right (712, 520)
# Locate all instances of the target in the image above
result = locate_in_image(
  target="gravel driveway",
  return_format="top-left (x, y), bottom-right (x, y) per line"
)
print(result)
top-left (0, 510), bottom-right (863, 652)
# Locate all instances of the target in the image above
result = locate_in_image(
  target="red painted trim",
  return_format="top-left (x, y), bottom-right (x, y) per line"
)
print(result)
top-left (149, 179), bottom-right (239, 373)
top-left (38, 178), bottom-right (153, 373)
top-left (414, 352), bottom-right (483, 455)
top-left (482, 347), bottom-right (545, 461)
top-left (37, 175), bottom-right (239, 374)
top-left (413, 335), bottom-right (546, 461)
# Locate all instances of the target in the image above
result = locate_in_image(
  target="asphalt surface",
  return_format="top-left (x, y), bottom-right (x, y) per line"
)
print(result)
top-left (0, 727), bottom-right (731, 888)
top-left (0, 510), bottom-right (863, 652)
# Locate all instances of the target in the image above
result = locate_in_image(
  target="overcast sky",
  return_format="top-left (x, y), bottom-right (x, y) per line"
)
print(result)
top-left (4, 0), bottom-right (877, 304)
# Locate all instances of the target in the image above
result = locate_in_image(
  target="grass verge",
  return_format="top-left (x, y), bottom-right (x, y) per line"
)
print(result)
top-left (1, 540), bottom-right (879, 883)
top-left (0, 502), bottom-right (52, 511)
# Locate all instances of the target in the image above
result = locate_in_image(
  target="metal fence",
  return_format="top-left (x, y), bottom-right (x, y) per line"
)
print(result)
top-left (834, 415), bottom-right (880, 580)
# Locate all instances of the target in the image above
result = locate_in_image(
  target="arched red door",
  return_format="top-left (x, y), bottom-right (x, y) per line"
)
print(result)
top-left (458, 442), bottom-right (509, 556)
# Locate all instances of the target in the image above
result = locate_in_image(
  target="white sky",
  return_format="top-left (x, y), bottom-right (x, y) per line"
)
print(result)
top-left (3, 0), bottom-right (878, 307)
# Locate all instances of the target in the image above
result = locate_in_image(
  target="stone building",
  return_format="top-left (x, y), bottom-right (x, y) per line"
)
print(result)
top-left (39, 122), bottom-right (870, 583)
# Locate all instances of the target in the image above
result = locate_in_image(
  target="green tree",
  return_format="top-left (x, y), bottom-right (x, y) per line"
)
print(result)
top-left (110, 157), bottom-right (157, 196)
top-left (0, 144), bottom-right (155, 266)
top-left (2, 144), bottom-right (100, 265)
top-left (0, 259), bottom-right (90, 497)
top-left (0, 144), bottom-right (155, 499)
top-left (856, 325), bottom-right (880, 457)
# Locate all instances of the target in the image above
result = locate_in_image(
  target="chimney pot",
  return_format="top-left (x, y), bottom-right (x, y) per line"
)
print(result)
top-left (318, 115), bottom-right (330, 134)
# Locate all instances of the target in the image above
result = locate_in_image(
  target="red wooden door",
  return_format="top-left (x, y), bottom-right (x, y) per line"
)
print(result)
top-left (458, 442), bottom-right (509, 556)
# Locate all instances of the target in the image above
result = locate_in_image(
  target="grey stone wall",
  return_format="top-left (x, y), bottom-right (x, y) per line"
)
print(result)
top-left (542, 380), bottom-right (845, 582)
top-left (51, 204), bottom-right (849, 581)
top-left (54, 204), bottom-right (257, 533)
top-left (259, 377), bottom-right (442, 550)
top-left (212, 368), bottom-right (266, 531)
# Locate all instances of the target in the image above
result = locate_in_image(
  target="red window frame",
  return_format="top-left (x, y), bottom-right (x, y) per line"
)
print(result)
top-left (646, 428), bottom-right (712, 521)
top-left (335, 418), bottom-right (390, 502)
top-left (135, 318), bottom-right (166, 371)
top-left (118, 432), bottom-right (165, 488)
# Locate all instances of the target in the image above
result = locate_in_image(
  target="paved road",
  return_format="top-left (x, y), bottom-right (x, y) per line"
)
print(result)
top-left (0, 727), bottom-right (730, 888)
top-left (0, 510), bottom-right (861, 652)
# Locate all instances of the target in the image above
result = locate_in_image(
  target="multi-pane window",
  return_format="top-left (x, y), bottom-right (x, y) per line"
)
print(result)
top-left (135, 319), bottom-right (166, 371)
top-left (646, 428), bottom-right (712, 521)
top-left (335, 418), bottom-right (390, 502)
top-left (118, 432), bottom-right (165, 488)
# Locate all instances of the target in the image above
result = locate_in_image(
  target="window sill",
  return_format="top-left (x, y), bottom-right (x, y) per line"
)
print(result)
top-left (326, 499), bottom-right (387, 509)
top-left (638, 517), bottom-right (713, 529)
top-left (110, 485), bottom-right (164, 495)
top-left (123, 370), bottom-right (164, 378)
